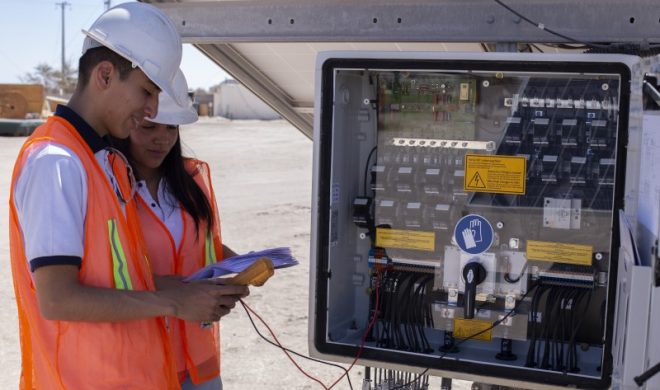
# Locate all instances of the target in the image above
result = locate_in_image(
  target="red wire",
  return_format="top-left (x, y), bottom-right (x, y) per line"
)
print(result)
top-left (241, 300), bottom-right (330, 389)
top-left (328, 270), bottom-right (381, 389)
top-left (241, 269), bottom-right (382, 390)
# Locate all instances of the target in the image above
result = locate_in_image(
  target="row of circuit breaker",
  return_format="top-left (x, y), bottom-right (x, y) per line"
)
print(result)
top-left (494, 80), bottom-right (619, 209)
top-left (503, 114), bottom-right (616, 150)
top-left (370, 147), bottom-right (614, 229)
top-left (371, 145), bottom-right (464, 231)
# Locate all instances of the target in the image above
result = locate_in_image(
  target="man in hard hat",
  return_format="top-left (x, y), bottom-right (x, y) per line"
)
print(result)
top-left (8, 3), bottom-right (247, 389)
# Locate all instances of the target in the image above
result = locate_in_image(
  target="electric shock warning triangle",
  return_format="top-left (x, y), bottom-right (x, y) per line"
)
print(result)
top-left (467, 171), bottom-right (486, 189)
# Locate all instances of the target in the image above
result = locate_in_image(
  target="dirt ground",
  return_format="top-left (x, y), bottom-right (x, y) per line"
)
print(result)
top-left (0, 117), bottom-right (472, 389)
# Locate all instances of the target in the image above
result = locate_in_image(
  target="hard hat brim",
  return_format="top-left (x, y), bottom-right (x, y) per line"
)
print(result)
top-left (149, 105), bottom-right (199, 126)
top-left (82, 29), bottom-right (187, 107)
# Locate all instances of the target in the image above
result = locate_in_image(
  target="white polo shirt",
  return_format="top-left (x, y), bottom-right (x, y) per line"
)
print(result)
top-left (136, 178), bottom-right (184, 249)
top-left (13, 106), bottom-right (126, 271)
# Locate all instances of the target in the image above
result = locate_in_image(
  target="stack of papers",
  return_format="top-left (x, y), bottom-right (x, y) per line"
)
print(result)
top-left (184, 247), bottom-right (298, 281)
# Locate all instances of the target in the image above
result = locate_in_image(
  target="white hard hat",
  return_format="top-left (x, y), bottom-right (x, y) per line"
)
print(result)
top-left (149, 69), bottom-right (198, 126)
top-left (81, 2), bottom-right (187, 106)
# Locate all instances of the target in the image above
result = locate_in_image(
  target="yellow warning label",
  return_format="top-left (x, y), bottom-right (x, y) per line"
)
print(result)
top-left (453, 318), bottom-right (492, 341)
top-left (375, 228), bottom-right (435, 252)
top-left (460, 83), bottom-right (470, 100)
top-left (464, 154), bottom-right (526, 195)
top-left (527, 240), bottom-right (593, 265)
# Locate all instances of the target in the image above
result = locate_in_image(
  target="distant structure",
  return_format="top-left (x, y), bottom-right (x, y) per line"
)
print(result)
top-left (193, 91), bottom-right (214, 117)
top-left (211, 80), bottom-right (279, 120)
top-left (0, 84), bottom-right (48, 119)
top-left (0, 84), bottom-right (48, 136)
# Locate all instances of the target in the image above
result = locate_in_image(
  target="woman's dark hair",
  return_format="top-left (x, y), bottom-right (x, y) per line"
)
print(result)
top-left (162, 136), bottom-right (215, 234)
top-left (113, 134), bottom-right (215, 236)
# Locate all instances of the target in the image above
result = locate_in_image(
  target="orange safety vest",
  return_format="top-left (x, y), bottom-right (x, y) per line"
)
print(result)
top-left (8, 116), bottom-right (179, 390)
top-left (136, 158), bottom-right (224, 385)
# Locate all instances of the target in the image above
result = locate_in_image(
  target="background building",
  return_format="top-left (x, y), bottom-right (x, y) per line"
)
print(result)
top-left (211, 80), bottom-right (279, 120)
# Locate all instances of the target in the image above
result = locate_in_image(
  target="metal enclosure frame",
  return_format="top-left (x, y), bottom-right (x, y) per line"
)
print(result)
top-left (309, 51), bottom-right (643, 389)
top-left (145, 0), bottom-right (660, 139)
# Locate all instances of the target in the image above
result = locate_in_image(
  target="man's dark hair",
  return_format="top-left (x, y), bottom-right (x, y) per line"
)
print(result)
top-left (77, 46), bottom-right (135, 89)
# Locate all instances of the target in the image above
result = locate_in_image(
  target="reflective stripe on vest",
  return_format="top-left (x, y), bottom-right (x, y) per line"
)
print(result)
top-left (204, 230), bottom-right (216, 267)
top-left (108, 218), bottom-right (133, 290)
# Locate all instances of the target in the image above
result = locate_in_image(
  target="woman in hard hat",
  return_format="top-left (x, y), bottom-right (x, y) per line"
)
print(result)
top-left (114, 70), bottom-right (234, 390)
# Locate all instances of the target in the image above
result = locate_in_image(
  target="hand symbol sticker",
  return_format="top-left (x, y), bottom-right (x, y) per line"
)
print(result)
top-left (462, 227), bottom-right (477, 249)
top-left (470, 219), bottom-right (483, 243)
top-left (454, 214), bottom-right (494, 255)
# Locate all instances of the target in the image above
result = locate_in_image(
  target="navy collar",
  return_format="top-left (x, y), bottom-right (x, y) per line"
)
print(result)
top-left (54, 105), bottom-right (109, 153)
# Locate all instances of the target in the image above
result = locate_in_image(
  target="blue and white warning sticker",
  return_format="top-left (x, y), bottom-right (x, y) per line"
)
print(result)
top-left (453, 214), bottom-right (494, 255)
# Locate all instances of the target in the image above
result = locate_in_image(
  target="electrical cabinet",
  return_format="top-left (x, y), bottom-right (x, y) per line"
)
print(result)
top-left (309, 52), bottom-right (645, 389)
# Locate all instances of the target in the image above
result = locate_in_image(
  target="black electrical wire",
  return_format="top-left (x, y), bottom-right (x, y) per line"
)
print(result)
top-left (546, 43), bottom-right (589, 50)
top-left (375, 271), bottom-right (435, 355)
top-left (545, 288), bottom-right (567, 369)
top-left (409, 273), bottom-right (430, 352)
top-left (382, 273), bottom-right (397, 349)
top-left (504, 261), bottom-right (527, 283)
top-left (551, 288), bottom-right (569, 370)
top-left (362, 146), bottom-right (378, 197)
top-left (525, 289), bottom-right (538, 367)
top-left (377, 272), bottom-right (397, 349)
top-left (378, 283), bottom-right (543, 390)
top-left (388, 368), bottom-right (430, 390)
top-left (376, 271), bottom-right (435, 354)
top-left (393, 273), bottom-right (410, 350)
top-left (397, 273), bottom-right (414, 350)
top-left (564, 289), bottom-right (583, 371)
top-left (560, 289), bottom-right (580, 370)
top-left (395, 273), bottom-right (407, 349)
top-left (565, 291), bottom-right (577, 371)
top-left (492, 0), bottom-right (612, 50)
top-left (537, 288), bottom-right (552, 367)
top-left (539, 288), bottom-right (561, 368)
top-left (566, 290), bottom-right (592, 372)
top-left (456, 284), bottom-right (540, 357)
top-left (635, 361), bottom-right (660, 386)
top-left (530, 43), bottom-right (545, 53)
top-left (524, 286), bottom-right (594, 373)
top-left (553, 288), bottom-right (573, 370)
top-left (400, 273), bottom-right (416, 350)
top-left (411, 274), bottom-right (432, 353)
top-left (526, 285), bottom-right (550, 367)
top-left (414, 275), bottom-right (435, 353)
top-left (561, 289), bottom-right (579, 369)
top-left (239, 301), bottom-right (354, 390)
top-left (401, 274), bottom-right (419, 351)
top-left (545, 290), bottom-right (559, 369)
top-left (393, 285), bottom-right (542, 390)
top-left (385, 273), bottom-right (399, 348)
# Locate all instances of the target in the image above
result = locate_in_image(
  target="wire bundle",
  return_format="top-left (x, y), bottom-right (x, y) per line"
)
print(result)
top-left (371, 368), bottom-right (429, 390)
top-left (370, 270), bottom-right (435, 354)
top-left (525, 285), bottom-right (593, 372)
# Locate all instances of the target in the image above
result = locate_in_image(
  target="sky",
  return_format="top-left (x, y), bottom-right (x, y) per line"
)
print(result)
top-left (0, 0), bottom-right (231, 90)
